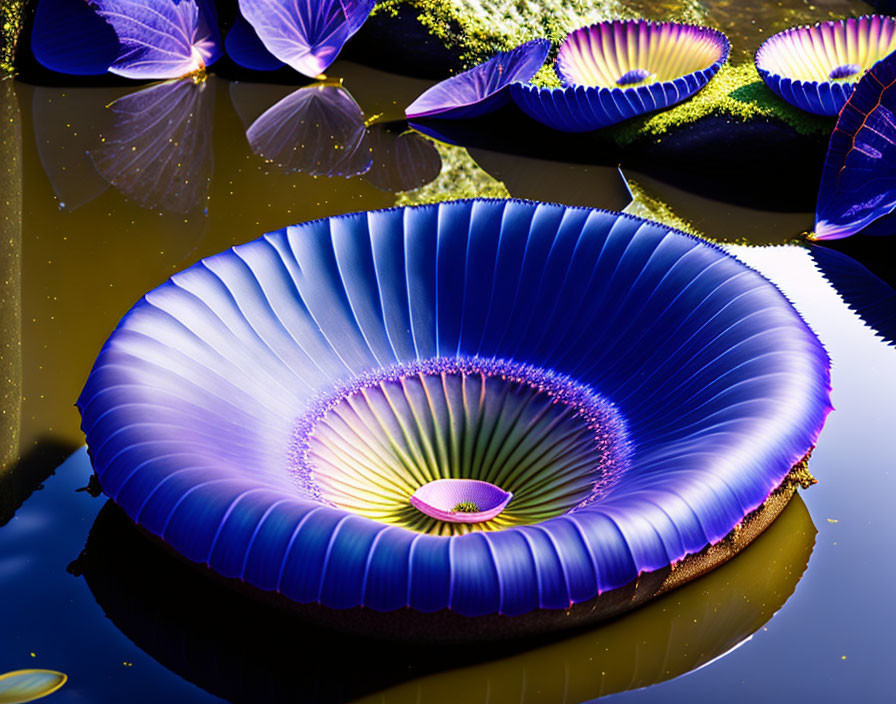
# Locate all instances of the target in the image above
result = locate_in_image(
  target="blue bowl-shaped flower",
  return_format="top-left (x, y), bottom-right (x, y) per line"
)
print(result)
top-left (510, 20), bottom-right (729, 132)
top-left (77, 200), bottom-right (831, 635)
top-left (405, 39), bottom-right (550, 120)
top-left (755, 15), bottom-right (896, 116)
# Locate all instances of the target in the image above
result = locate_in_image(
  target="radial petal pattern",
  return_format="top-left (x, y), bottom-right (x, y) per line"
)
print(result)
top-left (755, 15), bottom-right (896, 116)
top-left (236, 0), bottom-right (375, 77)
top-left (815, 50), bottom-right (896, 240)
top-left (511, 21), bottom-right (729, 132)
top-left (405, 39), bottom-right (550, 120)
top-left (78, 199), bottom-right (831, 624)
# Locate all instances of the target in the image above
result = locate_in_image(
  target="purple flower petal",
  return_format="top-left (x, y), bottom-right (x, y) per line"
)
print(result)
top-left (31, 0), bottom-right (120, 75)
top-left (406, 39), bottom-right (550, 120)
top-left (815, 51), bottom-right (896, 240)
top-left (92, 0), bottom-right (222, 79)
top-left (236, 0), bottom-right (375, 78)
top-left (78, 200), bottom-right (831, 623)
top-left (88, 78), bottom-right (214, 214)
top-left (756, 16), bottom-right (896, 116)
top-left (245, 84), bottom-right (371, 177)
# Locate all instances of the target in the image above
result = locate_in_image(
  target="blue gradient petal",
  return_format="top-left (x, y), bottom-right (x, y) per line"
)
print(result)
top-left (237, 0), bottom-right (375, 78)
top-left (406, 39), bottom-right (550, 120)
top-left (225, 14), bottom-right (285, 71)
top-left (31, 0), bottom-right (119, 75)
top-left (78, 200), bottom-right (831, 624)
top-left (815, 51), bottom-right (896, 240)
top-left (92, 0), bottom-right (222, 79)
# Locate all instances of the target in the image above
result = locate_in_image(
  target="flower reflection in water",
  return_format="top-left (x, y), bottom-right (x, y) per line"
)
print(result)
top-left (233, 81), bottom-right (441, 189)
top-left (79, 491), bottom-right (816, 704)
top-left (89, 78), bottom-right (215, 215)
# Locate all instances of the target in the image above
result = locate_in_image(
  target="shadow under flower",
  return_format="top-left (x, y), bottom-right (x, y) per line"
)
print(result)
top-left (78, 492), bottom-right (816, 704)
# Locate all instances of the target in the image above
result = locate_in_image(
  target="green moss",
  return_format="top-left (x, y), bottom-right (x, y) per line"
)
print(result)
top-left (608, 63), bottom-right (834, 145)
top-left (375, 1), bottom-right (706, 66)
top-left (395, 140), bottom-right (511, 206)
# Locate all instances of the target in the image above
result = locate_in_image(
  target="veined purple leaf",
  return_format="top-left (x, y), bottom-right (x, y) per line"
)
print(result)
top-left (406, 39), bottom-right (550, 120)
top-left (815, 51), bottom-right (896, 240)
top-left (31, 0), bottom-right (119, 75)
top-left (91, 0), bottom-right (222, 79)
top-left (236, 0), bottom-right (375, 77)
top-left (89, 78), bottom-right (215, 214)
top-left (245, 84), bottom-right (371, 177)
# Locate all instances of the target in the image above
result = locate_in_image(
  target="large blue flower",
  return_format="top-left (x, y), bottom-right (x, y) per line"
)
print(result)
top-left (77, 200), bottom-right (831, 631)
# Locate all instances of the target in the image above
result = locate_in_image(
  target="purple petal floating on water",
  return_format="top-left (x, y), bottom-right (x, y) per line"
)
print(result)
top-left (31, 0), bottom-right (120, 75)
top-left (225, 14), bottom-right (285, 71)
top-left (92, 0), bottom-right (222, 79)
top-left (245, 84), bottom-right (371, 178)
top-left (363, 124), bottom-right (441, 192)
top-left (89, 78), bottom-right (215, 214)
top-left (815, 51), bottom-right (896, 240)
top-left (237, 0), bottom-right (375, 77)
top-left (406, 39), bottom-right (550, 120)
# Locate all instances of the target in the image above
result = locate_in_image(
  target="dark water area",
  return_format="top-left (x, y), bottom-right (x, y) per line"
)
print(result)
top-left (1, 52), bottom-right (895, 703)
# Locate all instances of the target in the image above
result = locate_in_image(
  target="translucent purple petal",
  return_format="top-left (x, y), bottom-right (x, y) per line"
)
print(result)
top-left (78, 200), bottom-right (831, 621)
top-left (31, 0), bottom-right (120, 75)
top-left (815, 51), bottom-right (896, 240)
top-left (237, 0), bottom-right (375, 78)
top-left (244, 84), bottom-right (371, 178)
top-left (405, 39), bottom-right (550, 120)
top-left (224, 14), bottom-right (285, 71)
top-left (88, 78), bottom-right (214, 214)
top-left (92, 0), bottom-right (221, 79)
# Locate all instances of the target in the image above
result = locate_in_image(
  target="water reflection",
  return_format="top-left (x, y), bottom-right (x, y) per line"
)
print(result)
top-left (243, 82), bottom-right (372, 177)
top-left (233, 80), bottom-right (442, 189)
top-left (32, 79), bottom-right (214, 215)
top-left (78, 493), bottom-right (815, 704)
top-left (89, 78), bottom-right (215, 215)
top-left (810, 242), bottom-right (896, 347)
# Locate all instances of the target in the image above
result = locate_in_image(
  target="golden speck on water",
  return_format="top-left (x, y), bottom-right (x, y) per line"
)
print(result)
top-left (826, 518), bottom-right (839, 523)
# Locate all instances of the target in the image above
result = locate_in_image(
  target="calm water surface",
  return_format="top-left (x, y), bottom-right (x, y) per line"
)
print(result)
top-left (0, 57), bottom-right (894, 703)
